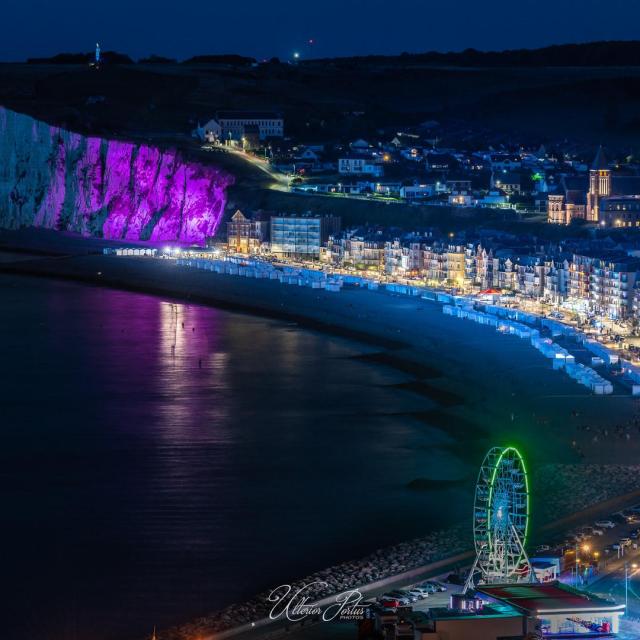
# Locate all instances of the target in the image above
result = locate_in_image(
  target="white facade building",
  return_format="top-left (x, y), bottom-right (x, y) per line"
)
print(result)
top-left (216, 111), bottom-right (284, 141)
top-left (202, 118), bottom-right (222, 142)
top-left (400, 184), bottom-right (434, 200)
top-left (338, 157), bottom-right (384, 177)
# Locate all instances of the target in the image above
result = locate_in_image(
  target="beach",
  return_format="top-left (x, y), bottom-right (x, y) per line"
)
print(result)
top-left (1, 248), bottom-right (637, 455)
top-left (2, 241), bottom-right (640, 481)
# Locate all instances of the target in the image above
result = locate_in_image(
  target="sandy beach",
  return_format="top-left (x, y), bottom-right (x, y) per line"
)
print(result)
top-left (1, 247), bottom-right (637, 461)
top-left (2, 242), bottom-right (639, 482)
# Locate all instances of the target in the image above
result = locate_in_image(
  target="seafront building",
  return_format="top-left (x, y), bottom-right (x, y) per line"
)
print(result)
top-left (321, 232), bottom-right (640, 320)
top-left (226, 210), bottom-right (269, 254)
top-left (321, 234), bottom-right (385, 270)
top-left (218, 195), bottom-right (640, 321)
top-left (371, 582), bottom-right (625, 639)
top-left (590, 255), bottom-right (640, 319)
top-left (270, 214), bottom-right (341, 258)
top-left (543, 258), bottom-right (570, 304)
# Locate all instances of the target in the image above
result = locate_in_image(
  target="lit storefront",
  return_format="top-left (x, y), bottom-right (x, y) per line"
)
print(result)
top-left (477, 582), bottom-right (625, 637)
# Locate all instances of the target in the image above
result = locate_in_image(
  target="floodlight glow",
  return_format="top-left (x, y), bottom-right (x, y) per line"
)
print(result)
top-left (0, 106), bottom-right (233, 245)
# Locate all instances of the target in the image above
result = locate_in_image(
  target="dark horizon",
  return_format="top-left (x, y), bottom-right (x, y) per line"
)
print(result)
top-left (8, 38), bottom-right (640, 66)
top-left (0, 0), bottom-right (638, 63)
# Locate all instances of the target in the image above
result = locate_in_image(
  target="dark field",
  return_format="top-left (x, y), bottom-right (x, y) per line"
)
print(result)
top-left (4, 60), bottom-right (640, 146)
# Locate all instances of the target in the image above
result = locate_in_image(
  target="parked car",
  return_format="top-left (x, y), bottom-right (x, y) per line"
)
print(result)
top-left (555, 539), bottom-right (574, 552)
top-left (620, 538), bottom-right (632, 547)
top-left (431, 578), bottom-right (450, 589)
top-left (388, 590), bottom-right (417, 603)
top-left (536, 544), bottom-right (551, 553)
top-left (382, 593), bottom-right (409, 605)
top-left (595, 520), bottom-right (616, 529)
top-left (379, 599), bottom-right (399, 610)
top-left (417, 582), bottom-right (438, 594)
top-left (408, 588), bottom-right (430, 599)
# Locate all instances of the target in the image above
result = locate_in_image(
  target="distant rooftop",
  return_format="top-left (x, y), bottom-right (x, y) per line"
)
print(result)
top-left (217, 111), bottom-right (283, 120)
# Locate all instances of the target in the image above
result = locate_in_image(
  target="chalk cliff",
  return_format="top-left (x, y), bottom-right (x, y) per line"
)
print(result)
top-left (0, 107), bottom-right (233, 244)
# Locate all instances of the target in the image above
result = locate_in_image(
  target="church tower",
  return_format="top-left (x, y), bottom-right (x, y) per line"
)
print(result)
top-left (587, 146), bottom-right (610, 222)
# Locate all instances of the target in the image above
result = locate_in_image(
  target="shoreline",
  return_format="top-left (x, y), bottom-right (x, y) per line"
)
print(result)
top-left (0, 251), bottom-right (630, 409)
top-left (2, 241), bottom-right (640, 638)
top-left (0, 255), bottom-right (409, 353)
top-left (0, 253), bottom-right (586, 422)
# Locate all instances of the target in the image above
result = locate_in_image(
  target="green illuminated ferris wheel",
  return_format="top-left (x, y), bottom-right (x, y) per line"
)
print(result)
top-left (465, 446), bottom-right (535, 591)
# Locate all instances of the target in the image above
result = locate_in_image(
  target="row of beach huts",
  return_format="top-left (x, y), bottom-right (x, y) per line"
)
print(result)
top-left (173, 257), bottom-right (627, 394)
top-left (442, 302), bottom-right (617, 394)
top-left (104, 247), bottom-right (158, 256)
top-left (174, 257), bottom-right (345, 292)
top-left (108, 249), bottom-right (633, 395)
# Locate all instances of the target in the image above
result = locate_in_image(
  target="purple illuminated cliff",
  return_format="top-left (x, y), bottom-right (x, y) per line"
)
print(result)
top-left (0, 106), bottom-right (233, 245)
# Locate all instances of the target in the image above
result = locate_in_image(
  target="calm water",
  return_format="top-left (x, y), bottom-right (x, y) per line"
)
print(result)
top-left (0, 275), bottom-right (473, 640)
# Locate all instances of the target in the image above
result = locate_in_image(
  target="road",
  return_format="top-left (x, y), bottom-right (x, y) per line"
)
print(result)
top-left (202, 144), bottom-right (291, 190)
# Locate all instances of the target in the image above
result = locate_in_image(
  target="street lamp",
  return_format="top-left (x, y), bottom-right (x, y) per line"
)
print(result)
top-left (625, 562), bottom-right (638, 610)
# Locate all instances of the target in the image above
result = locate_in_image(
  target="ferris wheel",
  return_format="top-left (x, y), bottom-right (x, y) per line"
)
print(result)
top-left (465, 446), bottom-right (535, 591)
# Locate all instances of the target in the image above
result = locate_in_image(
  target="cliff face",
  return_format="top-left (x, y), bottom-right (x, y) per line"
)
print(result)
top-left (0, 107), bottom-right (233, 245)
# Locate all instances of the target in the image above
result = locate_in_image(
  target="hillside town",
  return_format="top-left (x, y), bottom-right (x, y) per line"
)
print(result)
top-left (195, 112), bottom-right (640, 223)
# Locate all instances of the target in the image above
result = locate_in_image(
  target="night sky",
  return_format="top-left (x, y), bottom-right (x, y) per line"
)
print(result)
top-left (1, 0), bottom-right (638, 62)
